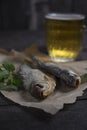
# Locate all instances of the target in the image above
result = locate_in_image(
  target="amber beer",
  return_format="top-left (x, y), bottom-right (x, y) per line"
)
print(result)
top-left (45, 13), bottom-right (85, 62)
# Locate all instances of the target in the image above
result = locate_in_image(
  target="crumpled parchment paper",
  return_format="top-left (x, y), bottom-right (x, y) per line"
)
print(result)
top-left (0, 47), bottom-right (87, 114)
top-left (1, 83), bottom-right (87, 114)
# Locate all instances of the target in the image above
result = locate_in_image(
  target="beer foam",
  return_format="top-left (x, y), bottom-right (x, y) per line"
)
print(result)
top-left (45, 13), bottom-right (85, 20)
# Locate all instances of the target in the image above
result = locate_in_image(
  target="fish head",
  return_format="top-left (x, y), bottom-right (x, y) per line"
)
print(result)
top-left (67, 70), bottom-right (81, 87)
top-left (29, 80), bottom-right (56, 100)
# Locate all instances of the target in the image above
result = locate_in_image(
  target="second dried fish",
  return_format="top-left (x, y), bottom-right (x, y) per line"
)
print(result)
top-left (30, 56), bottom-right (81, 88)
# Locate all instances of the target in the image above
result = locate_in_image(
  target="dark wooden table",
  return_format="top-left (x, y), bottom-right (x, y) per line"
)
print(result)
top-left (0, 30), bottom-right (87, 130)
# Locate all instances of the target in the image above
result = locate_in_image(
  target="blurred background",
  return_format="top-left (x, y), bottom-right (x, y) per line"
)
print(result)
top-left (0, 0), bottom-right (87, 59)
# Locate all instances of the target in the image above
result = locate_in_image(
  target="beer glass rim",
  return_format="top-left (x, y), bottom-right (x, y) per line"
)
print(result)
top-left (45, 13), bottom-right (85, 21)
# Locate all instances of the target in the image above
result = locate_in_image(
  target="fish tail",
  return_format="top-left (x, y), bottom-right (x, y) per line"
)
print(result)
top-left (30, 55), bottom-right (43, 67)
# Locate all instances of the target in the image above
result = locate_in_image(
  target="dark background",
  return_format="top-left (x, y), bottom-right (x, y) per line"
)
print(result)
top-left (0, 0), bottom-right (87, 30)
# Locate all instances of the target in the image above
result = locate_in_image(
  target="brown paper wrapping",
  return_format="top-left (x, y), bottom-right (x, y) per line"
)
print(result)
top-left (0, 47), bottom-right (87, 114)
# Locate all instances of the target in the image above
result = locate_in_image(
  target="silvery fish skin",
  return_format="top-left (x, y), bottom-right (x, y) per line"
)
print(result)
top-left (30, 56), bottom-right (81, 88)
top-left (17, 64), bottom-right (56, 99)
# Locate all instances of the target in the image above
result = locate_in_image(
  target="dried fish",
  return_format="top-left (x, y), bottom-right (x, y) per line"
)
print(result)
top-left (17, 64), bottom-right (56, 99)
top-left (29, 56), bottom-right (81, 88)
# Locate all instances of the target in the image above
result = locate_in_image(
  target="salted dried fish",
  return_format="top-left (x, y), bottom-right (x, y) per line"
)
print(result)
top-left (17, 64), bottom-right (56, 99)
top-left (30, 56), bottom-right (81, 88)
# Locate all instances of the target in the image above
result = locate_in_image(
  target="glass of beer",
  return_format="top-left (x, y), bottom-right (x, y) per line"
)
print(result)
top-left (45, 13), bottom-right (85, 62)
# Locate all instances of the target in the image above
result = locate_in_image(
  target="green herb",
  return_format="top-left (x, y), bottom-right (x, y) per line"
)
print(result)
top-left (81, 73), bottom-right (87, 83)
top-left (2, 61), bottom-right (15, 72)
top-left (0, 60), bottom-right (20, 91)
